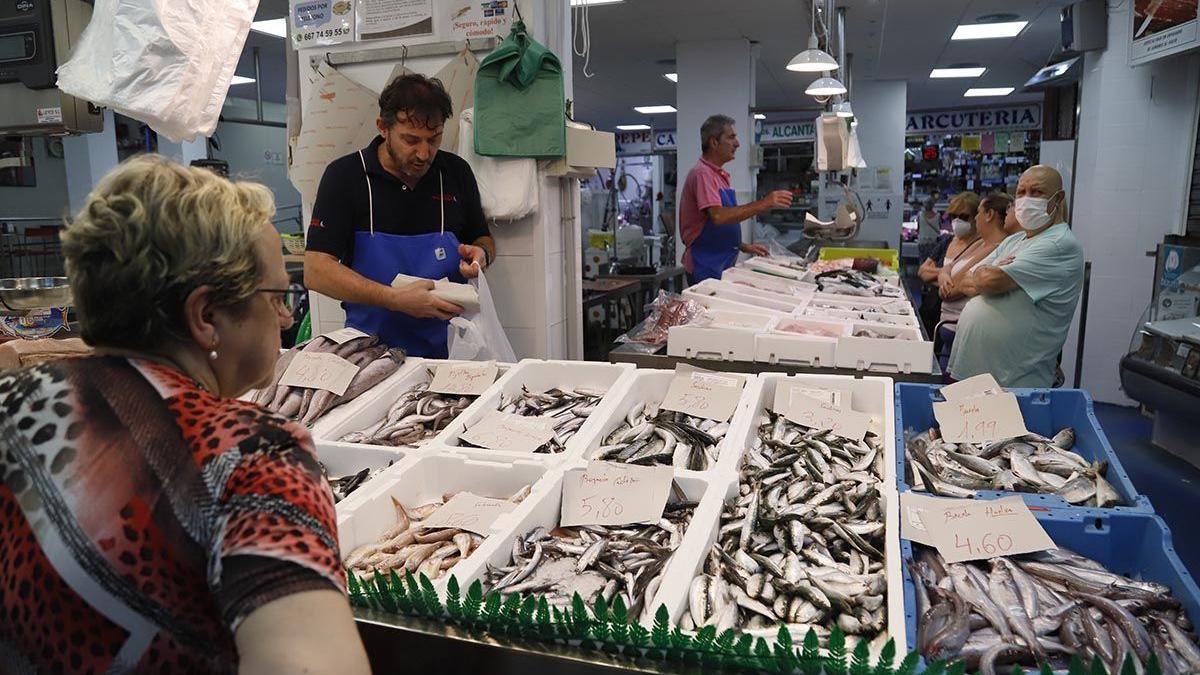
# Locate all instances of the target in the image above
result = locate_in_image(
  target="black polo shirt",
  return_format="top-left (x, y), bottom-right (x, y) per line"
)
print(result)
top-left (306, 136), bottom-right (490, 265)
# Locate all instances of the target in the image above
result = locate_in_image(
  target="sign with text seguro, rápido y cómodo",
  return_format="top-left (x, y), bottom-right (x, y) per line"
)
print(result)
top-left (905, 104), bottom-right (1042, 133)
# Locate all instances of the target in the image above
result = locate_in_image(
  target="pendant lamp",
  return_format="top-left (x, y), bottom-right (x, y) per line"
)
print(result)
top-left (787, 1), bottom-right (839, 72)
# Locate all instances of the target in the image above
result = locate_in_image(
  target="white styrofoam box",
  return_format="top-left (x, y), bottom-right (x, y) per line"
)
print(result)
top-left (566, 368), bottom-right (753, 470)
top-left (754, 333), bottom-right (838, 367)
top-left (835, 327), bottom-right (935, 375)
top-left (811, 291), bottom-right (908, 308)
top-left (652, 475), bottom-right (905, 657)
top-left (434, 359), bottom-right (636, 465)
top-left (708, 279), bottom-right (812, 311)
top-left (722, 266), bottom-right (817, 295)
top-left (317, 441), bottom-right (407, 512)
top-left (806, 295), bottom-right (915, 318)
top-left (683, 286), bottom-right (792, 318)
top-left (688, 279), bottom-right (801, 314)
top-left (739, 257), bottom-right (809, 280)
top-left (335, 451), bottom-right (552, 590)
top-left (667, 309), bottom-right (777, 362)
top-left (850, 322), bottom-right (922, 341)
top-left (806, 307), bottom-right (920, 328)
top-left (314, 358), bottom-right (513, 446)
top-left (451, 466), bottom-right (729, 625)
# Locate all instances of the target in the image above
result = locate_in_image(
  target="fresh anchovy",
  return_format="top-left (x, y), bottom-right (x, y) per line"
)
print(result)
top-left (683, 409), bottom-right (889, 650)
top-left (905, 426), bottom-right (1123, 507)
top-left (461, 385), bottom-right (605, 454)
top-left (343, 486), bottom-right (531, 580)
top-left (321, 463), bottom-right (393, 504)
top-left (485, 496), bottom-right (695, 623)
top-left (340, 374), bottom-right (474, 447)
top-left (913, 546), bottom-right (1200, 672)
top-left (593, 399), bottom-right (727, 471)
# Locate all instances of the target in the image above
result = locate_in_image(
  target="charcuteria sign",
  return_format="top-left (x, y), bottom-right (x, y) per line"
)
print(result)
top-left (905, 104), bottom-right (1042, 133)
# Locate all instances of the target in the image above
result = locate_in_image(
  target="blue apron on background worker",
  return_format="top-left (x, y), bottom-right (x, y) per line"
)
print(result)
top-left (304, 74), bottom-right (495, 358)
top-left (679, 115), bottom-right (793, 284)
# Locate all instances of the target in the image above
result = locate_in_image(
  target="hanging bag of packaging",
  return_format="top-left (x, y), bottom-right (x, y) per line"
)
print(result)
top-left (56, 0), bottom-right (258, 142)
top-left (473, 19), bottom-right (565, 158)
top-left (458, 108), bottom-right (539, 220)
top-left (447, 269), bottom-right (517, 362)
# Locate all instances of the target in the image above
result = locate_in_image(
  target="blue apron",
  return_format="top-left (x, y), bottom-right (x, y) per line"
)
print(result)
top-left (690, 187), bottom-right (741, 283)
top-left (343, 151), bottom-right (464, 357)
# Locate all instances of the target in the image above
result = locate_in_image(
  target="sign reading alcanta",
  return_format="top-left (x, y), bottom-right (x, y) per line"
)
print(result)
top-left (757, 120), bottom-right (817, 144)
top-left (906, 104), bottom-right (1042, 133)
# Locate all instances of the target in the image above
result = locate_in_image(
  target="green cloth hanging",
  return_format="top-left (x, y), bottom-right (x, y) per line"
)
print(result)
top-left (473, 19), bottom-right (565, 158)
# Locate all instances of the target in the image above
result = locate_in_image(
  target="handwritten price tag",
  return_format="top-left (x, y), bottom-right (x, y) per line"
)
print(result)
top-left (561, 461), bottom-right (674, 527)
top-left (322, 327), bottom-right (370, 344)
top-left (460, 410), bottom-right (556, 453)
top-left (278, 352), bottom-right (360, 396)
top-left (429, 361), bottom-right (498, 396)
top-left (783, 393), bottom-right (869, 442)
top-left (940, 373), bottom-right (1002, 402)
top-left (772, 382), bottom-right (845, 416)
top-left (660, 365), bottom-right (746, 422)
top-left (933, 391), bottom-right (1028, 444)
top-left (903, 494), bottom-right (1054, 563)
top-left (421, 492), bottom-right (516, 536)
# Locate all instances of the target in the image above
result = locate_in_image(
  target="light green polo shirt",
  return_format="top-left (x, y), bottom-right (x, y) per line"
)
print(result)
top-left (947, 222), bottom-right (1084, 387)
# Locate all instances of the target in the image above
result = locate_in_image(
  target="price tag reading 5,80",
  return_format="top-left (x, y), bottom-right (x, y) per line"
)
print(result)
top-left (560, 462), bottom-right (674, 527)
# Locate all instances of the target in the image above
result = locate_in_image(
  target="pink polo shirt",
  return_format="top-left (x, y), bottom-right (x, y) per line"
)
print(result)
top-left (679, 157), bottom-right (731, 274)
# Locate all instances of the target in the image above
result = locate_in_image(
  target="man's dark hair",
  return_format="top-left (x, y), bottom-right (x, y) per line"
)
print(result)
top-left (378, 74), bottom-right (453, 129)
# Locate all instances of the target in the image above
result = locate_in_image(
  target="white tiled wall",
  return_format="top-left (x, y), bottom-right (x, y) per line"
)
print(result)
top-left (1064, 3), bottom-right (1200, 404)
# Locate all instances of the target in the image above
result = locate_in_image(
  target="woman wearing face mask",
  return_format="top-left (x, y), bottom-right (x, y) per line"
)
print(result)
top-left (948, 165), bottom-right (1085, 388)
top-left (933, 192), bottom-right (1014, 369)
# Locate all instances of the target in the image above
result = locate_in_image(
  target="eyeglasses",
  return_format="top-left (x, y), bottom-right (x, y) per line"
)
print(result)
top-left (257, 288), bottom-right (306, 315)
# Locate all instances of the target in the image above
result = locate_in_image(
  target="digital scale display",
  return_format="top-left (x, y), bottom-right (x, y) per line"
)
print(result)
top-left (0, 32), bottom-right (33, 62)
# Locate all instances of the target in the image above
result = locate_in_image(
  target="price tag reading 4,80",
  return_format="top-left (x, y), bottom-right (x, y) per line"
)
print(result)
top-left (278, 352), bottom-right (361, 396)
top-left (560, 462), bottom-right (674, 527)
top-left (932, 391), bottom-right (1029, 444)
top-left (660, 366), bottom-right (746, 422)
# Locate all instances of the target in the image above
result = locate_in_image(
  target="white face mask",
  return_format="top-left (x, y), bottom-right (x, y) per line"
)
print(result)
top-left (1014, 191), bottom-right (1061, 231)
top-left (951, 218), bottom-right (972, 237)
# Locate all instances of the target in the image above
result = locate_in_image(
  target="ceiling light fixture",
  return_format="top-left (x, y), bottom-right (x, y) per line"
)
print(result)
top-left (634, 105), bottom-right (676, 114)
top-left (964, 87), bottom-right (1015, 97)
top-left (806, 74), bottom-right (847, 98)
top-left (250, 18), bottom-right (288, 38)
top-left (930, 66), bottom-right (986, 78)
top-left (754, 113), bottom-right (767, 120)
top-left (951, 21), bottom-right (1028, 40)
top-left (570, 0), bottom-right (624, 6)
top-left (230, 75), bottom-right (256, 85)
top-left (787, 1), bottom-right (839, 72)
top-left (616, 124), bottom-right (651, 130)
top-left (663, 73), bottom-right (678, 83)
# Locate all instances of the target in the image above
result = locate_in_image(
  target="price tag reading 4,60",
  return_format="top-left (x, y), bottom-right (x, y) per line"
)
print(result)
top-left (560, 462), bottom-right (674, 527)
top-left (918, 495), bottom-right (1054, 563)
top-left (933, 391), bottom-right (1029, 444)
top-left (660, 366), bottom-right (746, 422)
top-left (278, 352), bottom-right (360, 396)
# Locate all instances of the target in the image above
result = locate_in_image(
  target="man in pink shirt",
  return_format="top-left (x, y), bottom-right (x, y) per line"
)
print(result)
top-left (679, 115), bottom-right (793, 283)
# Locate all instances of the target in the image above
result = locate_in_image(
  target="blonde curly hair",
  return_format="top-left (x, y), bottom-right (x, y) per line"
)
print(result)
top-left (61, 154), bottom-right (275, 349)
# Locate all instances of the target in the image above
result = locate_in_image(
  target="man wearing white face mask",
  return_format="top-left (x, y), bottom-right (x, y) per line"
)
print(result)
top-left (947, 166), bottom-right (1084, 387)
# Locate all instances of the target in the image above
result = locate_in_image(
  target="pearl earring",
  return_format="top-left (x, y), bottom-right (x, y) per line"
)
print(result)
top-left (208, 340), bottom-right (219, 361)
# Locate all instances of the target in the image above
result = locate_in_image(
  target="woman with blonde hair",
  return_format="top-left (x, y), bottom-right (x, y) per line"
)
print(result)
top-left (0, 155), bottom-right (370, 674)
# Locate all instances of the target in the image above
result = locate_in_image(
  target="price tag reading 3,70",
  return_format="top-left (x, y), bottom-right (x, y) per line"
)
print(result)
top-left (560, 462), bottom-right (674, 527)
top-left (783, 393), bottom-right (869, 442)
top-left (278, 352), bottom-right (360, 396)
top-left (932, 391), bottom-right (1029, 444)
top-left (660, 366), bottom-right (746, 422)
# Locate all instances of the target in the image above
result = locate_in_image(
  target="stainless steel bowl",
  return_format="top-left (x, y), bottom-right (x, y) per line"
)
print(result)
top-left (0, 277), bottom-right (74, 311)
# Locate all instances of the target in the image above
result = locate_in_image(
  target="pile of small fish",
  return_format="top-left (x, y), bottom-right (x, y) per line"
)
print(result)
top-left (814, 269), bottom-right (905, 299)
top-left (485, 490), bottom-right (695, 623)
top-left (323, 465), bottom-right (388, 504)
top-left (343, 485), bottom-right (531, 580)
top-left (852, 328), bottom-right (911, 340)
top-left (906, 426), bottom-right (1123, 508)
top-left (911, 546), bottom-right (1200, 674)
top-left (254, 334), bottom-right (405, 426)
top-left (683, 411), bottom-right (889, 648)
top-left (592, 400), bottom-right (728, 470)
top-left (339, 377), bottom-right (473, 447)
top-left (460, 386), bottom-right (604, 454)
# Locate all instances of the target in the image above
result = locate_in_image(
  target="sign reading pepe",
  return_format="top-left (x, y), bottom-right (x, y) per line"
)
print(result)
top-left (906, 104), bottom-right (1041, 133)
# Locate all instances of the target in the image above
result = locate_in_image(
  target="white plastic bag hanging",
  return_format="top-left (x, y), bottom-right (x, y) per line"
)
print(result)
top-left (56, 0), bottom-right (258, 142)
top-left (457, 108), bottom-right (539, 220)
top-left (434, 48), bottom-right (479, 156)
top-left (447, 269), bottom-right (517, 362)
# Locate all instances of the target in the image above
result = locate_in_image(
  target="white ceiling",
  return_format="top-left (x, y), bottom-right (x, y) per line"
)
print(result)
top-left (571, 0), bottom-right (1071, 131)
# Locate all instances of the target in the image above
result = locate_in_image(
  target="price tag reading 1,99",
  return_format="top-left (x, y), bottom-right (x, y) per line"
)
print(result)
top-left (560, 462), bottom-right (674, 527)
top-left (932, 391), bottom-right (1029, 444)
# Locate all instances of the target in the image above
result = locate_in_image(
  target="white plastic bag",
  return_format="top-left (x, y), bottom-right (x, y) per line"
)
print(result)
top-left (447, 270), bottom-right (517, 362)
top-left (56, 0), bottom-right (258, 142)
top-left (457, 108), bottom-right (539, 220)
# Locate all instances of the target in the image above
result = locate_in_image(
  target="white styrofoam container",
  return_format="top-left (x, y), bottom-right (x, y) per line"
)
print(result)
top-left (810, 291), bottom-right (908, 308)
top-left (806, 307), bottom-right (920, 328)
top-left (335, 451), bottom-right (552, 590)
top-left (709, 279), bottom-right (812, 311)
top-left (690, 279), bottom-right (804, 313)
top-left (566, 368), bottom-right (753, 471)
top-left (668, 322), bottom-right (762, 362)
top-left (835, 328), bottom-right (935, 375)
top-left (740, 257), bottom-right (808, 280)
top-left (806, 296), bottom-right (915, 318)
top-left (652, 372), bottom-right (905, 655)
top-left (434, 359), bottom-right (635, 465)
top-left (721, 266), bottom-right (818, 295)
top-left (683, 283), bottom-right (793, 318)
top-left (753, 333), bottom-right (839, 367)
top-left (451, 466), bottom-right (728, 625)
top-left (317, 441), bottom-right (408, 512)
top-left (314, 358), bottom-right (513, 446)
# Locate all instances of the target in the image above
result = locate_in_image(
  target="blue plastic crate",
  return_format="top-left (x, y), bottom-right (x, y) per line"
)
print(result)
top-left (894, 384), bottom-right (1153, 513)
top-left (900, 507), bottom-right (1200, 664)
